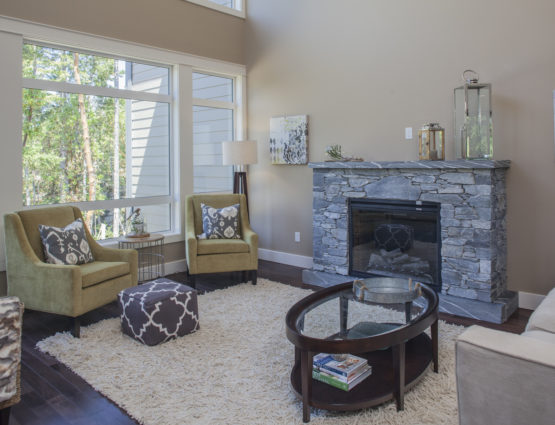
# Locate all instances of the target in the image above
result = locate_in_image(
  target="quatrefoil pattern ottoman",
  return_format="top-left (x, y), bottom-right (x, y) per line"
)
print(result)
top-left (118, 278), bottom-right (199, 346)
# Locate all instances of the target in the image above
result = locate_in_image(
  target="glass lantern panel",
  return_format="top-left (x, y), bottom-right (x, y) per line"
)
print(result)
top-left (429, 132), bottom-right (436, 160)
top-left (434, 131), bottom-right (444, 160)
top-left (466, 86), bottom-right (492, 159)
top-left (454, 87), bottom-right (466, 159)
top-left (419, 131), bottom-right (429, 159)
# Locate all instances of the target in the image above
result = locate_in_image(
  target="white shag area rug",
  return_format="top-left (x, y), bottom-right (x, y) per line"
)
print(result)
top-left (37, 279), bottom-right (465, 425)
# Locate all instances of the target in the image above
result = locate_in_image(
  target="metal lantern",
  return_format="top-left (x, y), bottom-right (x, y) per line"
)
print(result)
top-left (454, 70), bottom-right (493, 159)
top-left (418, 123), bottom-right (445, 160)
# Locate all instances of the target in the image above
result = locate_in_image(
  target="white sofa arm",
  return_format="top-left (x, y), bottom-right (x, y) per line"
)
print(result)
top-left (456, 326), bottom-right (555, 425)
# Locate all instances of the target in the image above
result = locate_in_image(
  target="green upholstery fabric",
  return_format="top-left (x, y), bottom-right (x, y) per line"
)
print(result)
top-left (3, 206), bottom-right (138, 318)
top-left (80, 274), bottom-right (134, 313)
top-left (185, 194), bottom-right (258, 275)
top-left (197, 239), bottom-right (250, 255)
top-left (80, 261), bottom-right (130, 288)
top-left (17, 206), bottom-right (77, 262)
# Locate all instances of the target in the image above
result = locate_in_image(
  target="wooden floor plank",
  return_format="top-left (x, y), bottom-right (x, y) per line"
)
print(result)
top-left (10, 386), bottom-right (42, 425)
top-left (9, 260), bottom-right (531, 425)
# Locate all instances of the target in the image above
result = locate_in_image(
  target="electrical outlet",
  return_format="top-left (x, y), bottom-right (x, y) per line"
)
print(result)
top-left (405, 127), bottom-right (413, 140)
top-left (294, 232), bottom-right (300, 242)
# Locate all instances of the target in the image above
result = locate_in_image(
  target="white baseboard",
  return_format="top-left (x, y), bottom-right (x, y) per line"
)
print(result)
top-left (162, 250), bottom-right (312, 275)
top-left (258, 248), bottom-right (313, 269)
top-left (164, 259), bottom-right (187, 275)
top-left (518, 291), bottom-right (545, 310)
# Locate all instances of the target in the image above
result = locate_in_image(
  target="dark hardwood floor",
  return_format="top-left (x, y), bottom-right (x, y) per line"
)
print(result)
top-left (11, 260), bottom-right (532, 425)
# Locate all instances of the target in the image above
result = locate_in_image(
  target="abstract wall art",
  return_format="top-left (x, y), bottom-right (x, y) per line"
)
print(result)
top-left (269, 115), bottom-right (308, 164)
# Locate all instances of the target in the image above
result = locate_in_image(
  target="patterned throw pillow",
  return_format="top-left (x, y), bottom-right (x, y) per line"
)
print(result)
top-left (38, 218), bottom-right (95, 265)
top-left (200, 203), bottom-right (241, 239)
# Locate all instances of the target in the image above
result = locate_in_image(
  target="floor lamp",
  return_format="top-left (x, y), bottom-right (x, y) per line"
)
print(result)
top-left (222, 140), bottom-right (258, 216)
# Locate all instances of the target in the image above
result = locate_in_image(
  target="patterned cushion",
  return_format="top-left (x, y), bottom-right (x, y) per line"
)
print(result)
top-left (118, 278), bottom-right (199, 346)
top-left (38, 218), bottom-right (94, 265)
top-left (200, 203), bottom-right (241, 239)
top-left (374, 223), bottom-right (414, 252)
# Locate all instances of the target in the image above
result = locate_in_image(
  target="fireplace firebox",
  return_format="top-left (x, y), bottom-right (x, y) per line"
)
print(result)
top-left (348, 198), bottom-right (441, 292)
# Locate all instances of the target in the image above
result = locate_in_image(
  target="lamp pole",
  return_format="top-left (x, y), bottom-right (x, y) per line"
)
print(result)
top-left (222, 141), bottom-right (257, 219)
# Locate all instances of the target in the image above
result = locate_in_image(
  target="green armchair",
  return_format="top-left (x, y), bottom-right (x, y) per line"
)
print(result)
top-left (185, 194), bottom-right (258, 286)
top-left (4, 206), bottom-right (138, 337)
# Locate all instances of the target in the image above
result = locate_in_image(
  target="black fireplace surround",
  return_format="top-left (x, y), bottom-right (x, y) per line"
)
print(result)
top-left (348, 198), bottom-right (442, 292)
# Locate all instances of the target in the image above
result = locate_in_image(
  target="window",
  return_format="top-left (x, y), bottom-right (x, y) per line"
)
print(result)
top-left (185, 0), bottom-right (245, 18)
top-left (192, 72), bottom-right (236, 193)
top-left (22, 44), bottom-right (173, 239)
top-left (207, 0), bottom-right (234, 8)
top-left (0, 17), bottom-right (247, 271)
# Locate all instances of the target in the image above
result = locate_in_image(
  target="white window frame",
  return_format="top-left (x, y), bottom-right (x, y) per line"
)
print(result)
top-left (191, 69), bottom-right (246, 144)
top-left (22, 43), bottom-right (175, 238)
top-left (185, 0), bottom-right (245, 19)
top-left (0, 16), bottom-right (247, 261)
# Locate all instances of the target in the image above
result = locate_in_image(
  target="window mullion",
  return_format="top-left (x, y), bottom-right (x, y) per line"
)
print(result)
top-left (192, 97), bottom-right (235, 109)
top-left (23, 78), bottom-right (172, 103)
top-left (24, 196), bottom-right (173, 212)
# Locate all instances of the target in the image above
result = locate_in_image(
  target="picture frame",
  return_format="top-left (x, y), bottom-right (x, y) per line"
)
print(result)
top-left (269, 115), bottom-right (308, 164)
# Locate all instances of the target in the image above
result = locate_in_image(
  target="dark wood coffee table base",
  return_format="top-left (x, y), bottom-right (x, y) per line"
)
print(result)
top-left (290, 333), bottom-right (434, 421)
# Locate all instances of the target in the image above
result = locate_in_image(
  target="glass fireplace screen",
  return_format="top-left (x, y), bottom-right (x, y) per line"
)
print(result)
top-left (348, 198), bottom-right (441, 292)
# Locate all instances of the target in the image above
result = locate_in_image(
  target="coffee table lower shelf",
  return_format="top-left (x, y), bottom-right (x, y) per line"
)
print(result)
top-left (290, 333), bottom-right (433, 417)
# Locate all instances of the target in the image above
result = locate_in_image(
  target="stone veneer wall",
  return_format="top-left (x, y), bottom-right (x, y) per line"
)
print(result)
top-left (311, 160), bottom-right (510, 303)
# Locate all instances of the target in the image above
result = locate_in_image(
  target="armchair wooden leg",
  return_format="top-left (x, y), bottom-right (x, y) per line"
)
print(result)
top-left (251, 270), bottom-right (257, 285)
top-left (186, 267), bottom-right (196, 288)
top-left (0, 406), bottom-right (11, 425)
top-left (71, 316), bottom-right (81, 338)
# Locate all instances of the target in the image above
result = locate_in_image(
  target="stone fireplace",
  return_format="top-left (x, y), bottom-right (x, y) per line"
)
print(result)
top-left (303, 160), bottom-right (518, 323)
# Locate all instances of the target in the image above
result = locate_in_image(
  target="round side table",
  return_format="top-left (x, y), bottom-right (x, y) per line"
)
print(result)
top-left (118, 234), bottom-right (165, 283)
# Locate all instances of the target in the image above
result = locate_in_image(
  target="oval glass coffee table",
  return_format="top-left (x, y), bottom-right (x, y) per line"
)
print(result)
top-left (285, 278), bottom-right (439, 423)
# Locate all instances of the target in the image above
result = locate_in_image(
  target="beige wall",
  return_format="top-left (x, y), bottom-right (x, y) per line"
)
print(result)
top-left (245, 0), bottom-right (555, 295)
top-left (0, 0), bottom-right (245, 64)
top-left (164, 241), bottom-right (186, 265)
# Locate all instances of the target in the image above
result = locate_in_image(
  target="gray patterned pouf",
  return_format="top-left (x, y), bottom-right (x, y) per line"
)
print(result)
top-left (118, 278), bottom-right (199, 346)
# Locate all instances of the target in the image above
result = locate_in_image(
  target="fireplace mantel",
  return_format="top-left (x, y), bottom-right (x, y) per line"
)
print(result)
top-left (309, 160), bottom-right (510, 170)
top-left (305, 159), bottom-right (518, 323)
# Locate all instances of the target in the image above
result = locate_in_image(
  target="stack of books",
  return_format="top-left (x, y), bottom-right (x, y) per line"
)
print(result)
top-left (312, 353), bottom-right (372, 391)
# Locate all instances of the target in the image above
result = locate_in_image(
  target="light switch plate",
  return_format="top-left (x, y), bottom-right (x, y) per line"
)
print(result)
top-left (405, 127), bottom-right (413, 140)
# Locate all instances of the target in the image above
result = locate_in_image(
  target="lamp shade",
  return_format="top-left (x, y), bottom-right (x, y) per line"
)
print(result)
top-left (222, 140), bottom-right (258, 166)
